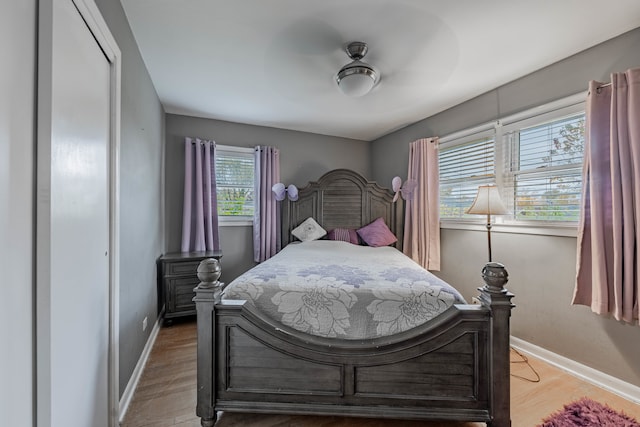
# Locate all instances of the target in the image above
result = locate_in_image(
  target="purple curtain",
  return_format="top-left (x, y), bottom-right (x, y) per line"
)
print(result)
top-left (181, 137), bottom-right (220, 252)
top-left (403, 138), bottom-right (441, 270)
top-left (253, 146), bottom-right (281, 262)
top-left (573, 67), bottom-right (640, 323)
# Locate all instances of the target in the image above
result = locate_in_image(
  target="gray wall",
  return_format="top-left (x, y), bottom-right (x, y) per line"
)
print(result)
top-left (95, 0), bottom-right (166, 397)
top-left (371, 28), bottom-right (640, 387)
top-left (164, 114), bottom-right (370, 281)
top-left (0, 1), bottom-right (36, 424)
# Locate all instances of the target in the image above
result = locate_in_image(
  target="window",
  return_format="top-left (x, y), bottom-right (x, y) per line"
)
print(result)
top-left (504, 112), bottom-right (585, 222)
top-left (439, 93), bottom-right (586, 229)
top-left (439, 129), bottom-right (496, 219)
top-left (215, 145), bottom-right (254, 224)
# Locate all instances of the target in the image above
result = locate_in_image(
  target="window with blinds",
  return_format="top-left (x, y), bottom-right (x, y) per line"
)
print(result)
top-left (504, 112), bottom-right (585, 222)
top-left (439, 134), bottom-right (496, 219)
top-left (215, 146), bottom-right (254, 218)
top-left (438, 94), bottom-right (585, 228)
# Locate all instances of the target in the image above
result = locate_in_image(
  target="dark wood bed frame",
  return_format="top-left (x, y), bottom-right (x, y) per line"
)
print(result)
top-left (194, 169), bottom-right (514, 426)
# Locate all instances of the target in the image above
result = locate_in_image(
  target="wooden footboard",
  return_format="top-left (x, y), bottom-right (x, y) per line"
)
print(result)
top-left (194, 260), bottom-right (514, 427)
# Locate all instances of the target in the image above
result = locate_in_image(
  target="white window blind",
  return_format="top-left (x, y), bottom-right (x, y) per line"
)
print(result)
top-left (439, 133), bottom-right (496, 219)
top-left (504, 112), bottom-right (584, 222)
top-left (215, 146), bottom-right (254, 218)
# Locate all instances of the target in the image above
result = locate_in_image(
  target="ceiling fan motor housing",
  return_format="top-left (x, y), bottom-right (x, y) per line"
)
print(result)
top-left (346, 41), bottom-right (368, 60)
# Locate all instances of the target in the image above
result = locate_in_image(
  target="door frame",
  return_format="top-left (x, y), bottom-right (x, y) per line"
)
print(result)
top-left (36, 0), bottom-right (121, 424)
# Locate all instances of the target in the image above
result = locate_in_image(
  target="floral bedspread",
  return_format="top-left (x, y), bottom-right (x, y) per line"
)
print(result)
top-left (222, 240), bottom-right (466, 340)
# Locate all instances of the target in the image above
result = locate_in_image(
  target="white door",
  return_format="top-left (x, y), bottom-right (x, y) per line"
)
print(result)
top-left (37, 0), bottom-right (116, 425)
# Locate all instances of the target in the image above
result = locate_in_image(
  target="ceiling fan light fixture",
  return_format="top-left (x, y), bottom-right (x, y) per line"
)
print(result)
top-left (336, 42), bottom-right (380, 97)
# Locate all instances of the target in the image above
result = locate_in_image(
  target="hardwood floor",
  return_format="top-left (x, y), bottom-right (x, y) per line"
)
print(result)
top-left (120, 319), bottom-right (640, 427)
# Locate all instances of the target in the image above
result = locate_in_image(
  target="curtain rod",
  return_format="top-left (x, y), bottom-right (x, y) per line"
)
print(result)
top-left (594, 81), bottom-right (612, 94)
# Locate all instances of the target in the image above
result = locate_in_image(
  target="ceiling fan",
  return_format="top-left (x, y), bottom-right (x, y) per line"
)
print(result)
top-left (335, 41), bottom-right (380, 97)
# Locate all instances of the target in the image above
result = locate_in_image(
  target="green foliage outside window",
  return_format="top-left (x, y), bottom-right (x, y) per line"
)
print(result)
top-left (217, 188), bottom-right (254, 216)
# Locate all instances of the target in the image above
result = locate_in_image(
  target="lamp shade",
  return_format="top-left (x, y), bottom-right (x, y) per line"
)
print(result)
top-left (466, 185), bottom-right (508, 215)
top-left (336, 63), bottom-right (378, 97)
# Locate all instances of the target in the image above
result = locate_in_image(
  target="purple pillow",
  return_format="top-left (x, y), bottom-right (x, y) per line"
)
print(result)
top-left (327, 228), bottom-right (359, 245)
top-left (357, 217), bottom-right (397, 247)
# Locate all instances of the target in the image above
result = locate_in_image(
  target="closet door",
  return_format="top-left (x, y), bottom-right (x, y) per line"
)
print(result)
top-left (37, 0), bottom-right (118, 425)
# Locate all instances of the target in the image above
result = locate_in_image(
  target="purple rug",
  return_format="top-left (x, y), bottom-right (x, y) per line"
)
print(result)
top-left (538, 397), bottom-right (640, 427)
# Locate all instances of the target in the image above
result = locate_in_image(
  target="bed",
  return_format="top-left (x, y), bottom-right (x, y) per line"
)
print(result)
top-left (193, 169), bottom-right (514, 426)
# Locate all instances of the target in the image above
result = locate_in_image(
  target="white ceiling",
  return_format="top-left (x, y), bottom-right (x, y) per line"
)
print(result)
top-left (120, 0), bottom-right (640, 141)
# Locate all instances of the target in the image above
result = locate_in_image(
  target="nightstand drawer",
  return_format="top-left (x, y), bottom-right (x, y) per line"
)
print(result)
top-left (166, 277), bottom-right (198, 314)
top-left (164, 260), bottom-right (201, 276)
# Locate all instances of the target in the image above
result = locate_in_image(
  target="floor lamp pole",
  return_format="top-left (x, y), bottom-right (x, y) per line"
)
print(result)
top-left (486, 213), bottom-right (493, 262)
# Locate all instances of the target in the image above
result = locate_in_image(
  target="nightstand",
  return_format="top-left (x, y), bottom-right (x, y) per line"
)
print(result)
top-left (157, 251), bottom-right (223, 324)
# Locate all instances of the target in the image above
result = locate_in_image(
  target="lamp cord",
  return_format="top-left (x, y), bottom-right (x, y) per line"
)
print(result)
top-left (510, 346), bottom-right (541, 383)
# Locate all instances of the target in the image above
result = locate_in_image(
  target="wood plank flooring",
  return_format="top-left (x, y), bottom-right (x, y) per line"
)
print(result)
top-left (120, 319), bottom-right (640, 427)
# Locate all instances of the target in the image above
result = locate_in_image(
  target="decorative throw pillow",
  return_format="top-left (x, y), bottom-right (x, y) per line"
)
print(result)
top-left (357, 217), bottom-right (397, 247)
top-left (291, 217), bottom-right (327, 242)
top-left (327, 228), bottom-right (359, 245)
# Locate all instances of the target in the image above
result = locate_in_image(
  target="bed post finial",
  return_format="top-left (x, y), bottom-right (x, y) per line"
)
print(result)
top-left (481, 262), bottom-right (508, 292)
top-left (478, 262), bottom-right (514, 427)
top-left (197, 258), bottom-right (222, 290)
top-left (194, 258), bottom-right (223, 426)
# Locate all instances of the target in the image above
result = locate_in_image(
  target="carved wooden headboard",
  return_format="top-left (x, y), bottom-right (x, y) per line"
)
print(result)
top-left (282, 169), bottom-right (404, 250)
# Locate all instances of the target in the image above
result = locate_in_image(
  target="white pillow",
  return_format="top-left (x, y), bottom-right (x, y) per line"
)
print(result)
top-left (291, 217), bottom-right (327, 242)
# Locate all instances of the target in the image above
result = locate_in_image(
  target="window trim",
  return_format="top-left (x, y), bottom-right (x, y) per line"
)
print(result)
top-left (215, 144), bottom-right (254, 227)
top-left (439, 92), bottom-right (586, 237)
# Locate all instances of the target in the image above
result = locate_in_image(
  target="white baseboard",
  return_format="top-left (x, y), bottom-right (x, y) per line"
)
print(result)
top-left (118, 312), bottom-right (164, 423)
top-left (510, 336), bottom-right (640, 404)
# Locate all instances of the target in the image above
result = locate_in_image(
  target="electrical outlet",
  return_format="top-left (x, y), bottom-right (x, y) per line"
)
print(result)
top-left (142, 316), bottom-right (148, 332)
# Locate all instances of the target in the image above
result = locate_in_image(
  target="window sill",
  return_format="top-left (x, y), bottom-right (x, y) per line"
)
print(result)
top-left (218, 218), bottom-right (252, 227)
top-left (440, 220), bottom-right (577, 238)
